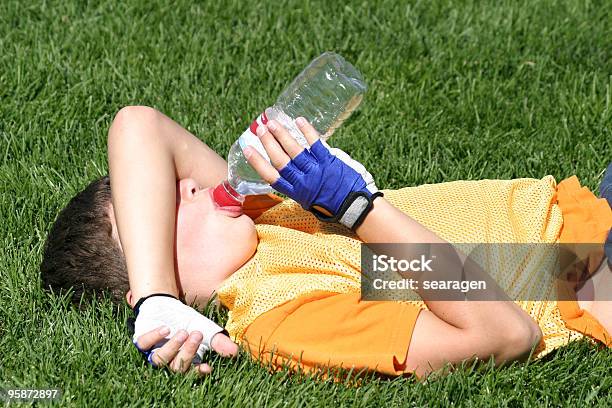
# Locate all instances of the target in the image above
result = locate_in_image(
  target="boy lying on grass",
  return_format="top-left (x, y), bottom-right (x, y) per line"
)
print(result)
top-left (41, 106), bottom-right (612, 378)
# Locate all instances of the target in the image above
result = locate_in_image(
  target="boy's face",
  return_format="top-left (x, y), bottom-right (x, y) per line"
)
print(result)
top-left (110, 178), bottom-right (258, 307)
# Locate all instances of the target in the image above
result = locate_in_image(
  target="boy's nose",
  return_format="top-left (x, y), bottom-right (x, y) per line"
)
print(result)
top-left (177, 178), bottom-right (202, 203)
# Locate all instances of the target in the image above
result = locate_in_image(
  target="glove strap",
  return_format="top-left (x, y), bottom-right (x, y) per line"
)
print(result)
top-left (133, 293), bottom-right (178, 317)
top-left (310, 191), bottom-right (384, 230)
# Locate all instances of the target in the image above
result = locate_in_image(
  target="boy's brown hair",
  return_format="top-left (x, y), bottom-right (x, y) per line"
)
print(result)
top-left (40, 176), bottom-right (128, 305)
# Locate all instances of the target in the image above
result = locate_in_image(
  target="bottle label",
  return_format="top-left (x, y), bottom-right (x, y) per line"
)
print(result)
top-left (249, 110), bottom-right (268, 134)
top-left (238, 112), bottom-right (271, 162)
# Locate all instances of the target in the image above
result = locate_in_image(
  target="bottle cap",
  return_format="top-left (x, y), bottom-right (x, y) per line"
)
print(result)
top-left (212, 181), bottom-right (244, 207)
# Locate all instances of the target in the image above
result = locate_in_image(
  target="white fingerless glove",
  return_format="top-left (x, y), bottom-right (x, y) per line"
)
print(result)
top-left (133, 294), bottom-right (225, 363)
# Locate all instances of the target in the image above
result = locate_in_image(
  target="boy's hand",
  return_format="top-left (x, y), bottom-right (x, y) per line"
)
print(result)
top-left (131, 295), bottom-right (238, 374)
top-left (245, 117), bottom-right (382, 230)
top-left (134, 327), bottom-right (237, 374)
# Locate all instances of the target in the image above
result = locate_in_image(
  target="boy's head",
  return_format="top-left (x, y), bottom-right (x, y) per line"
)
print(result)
top-left (41, 176), bottom-right (258, 307)
top-left (40, 176), bottom-right (128, 304)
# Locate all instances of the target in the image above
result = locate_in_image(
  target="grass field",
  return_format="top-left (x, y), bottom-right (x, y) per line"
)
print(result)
top-left (1, 0), bottom-right (611, 406)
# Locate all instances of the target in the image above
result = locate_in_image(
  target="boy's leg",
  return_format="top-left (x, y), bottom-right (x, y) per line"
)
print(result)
top-left (601, 162), bottom-right (612, 261)
top-left (578, 259), bottom-right (612, 336)
top-left (578, 162), bottom-right (612, 335)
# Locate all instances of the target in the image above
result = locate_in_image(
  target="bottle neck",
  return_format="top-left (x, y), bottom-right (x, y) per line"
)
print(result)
top-left (212, 180), bottom-right (244, 207)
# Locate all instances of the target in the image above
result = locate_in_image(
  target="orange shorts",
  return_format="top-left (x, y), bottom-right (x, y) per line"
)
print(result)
top-left (241, 177), bottom-right (612, 377)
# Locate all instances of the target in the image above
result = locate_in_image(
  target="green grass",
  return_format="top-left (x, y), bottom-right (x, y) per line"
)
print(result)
top-left (1, 0), bottom-right (611, 406)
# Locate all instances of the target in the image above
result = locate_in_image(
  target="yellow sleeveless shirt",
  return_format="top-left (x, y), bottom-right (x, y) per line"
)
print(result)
top-left (217, 177), bottom-right (589, 358)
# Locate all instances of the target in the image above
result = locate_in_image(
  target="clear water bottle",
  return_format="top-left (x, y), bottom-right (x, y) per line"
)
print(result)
top-left (212, 52), bottom-right (367, 207)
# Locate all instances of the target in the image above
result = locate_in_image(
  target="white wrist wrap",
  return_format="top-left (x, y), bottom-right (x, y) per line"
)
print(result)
top-left (133, 296), bottom-right (224, 362)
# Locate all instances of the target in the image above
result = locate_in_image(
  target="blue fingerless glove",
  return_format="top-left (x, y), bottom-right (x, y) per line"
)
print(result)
top-left (271, 139), bottom-right (383, 230)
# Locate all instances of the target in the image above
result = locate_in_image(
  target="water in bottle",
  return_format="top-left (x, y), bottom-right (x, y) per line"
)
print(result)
top-left (213, 52), bottom-right (367, 207)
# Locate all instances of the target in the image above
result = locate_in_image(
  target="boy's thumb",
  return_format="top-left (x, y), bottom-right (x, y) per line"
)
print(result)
top-left (210, 332), bottom-right (239, 357)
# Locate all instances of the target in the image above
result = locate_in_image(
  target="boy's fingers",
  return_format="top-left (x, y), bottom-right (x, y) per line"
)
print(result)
top-left (295, 117), bottom-right (320, 146)
top-left (150, 330), bottom-right (189, 367)
top-left (195, 363), bottom-right (213, 375)
top-left (266, 120), bottom-right (304, 159)
top-left (169, 331), bottom-right (203, 373)
top-left (210, 332), bottom-right (239, 357)
top-left (135, 326), bottom-right (171, 351)
top-left (256, 125), bottom-right (291, 169)
top-left (245, 147), bottom-right (281, 184)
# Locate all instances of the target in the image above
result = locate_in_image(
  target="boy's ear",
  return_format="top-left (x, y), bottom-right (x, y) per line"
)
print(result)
top-left (125, 290), bottom-right (135, 308)
top-left (178, 178), bottom-right (199, 203)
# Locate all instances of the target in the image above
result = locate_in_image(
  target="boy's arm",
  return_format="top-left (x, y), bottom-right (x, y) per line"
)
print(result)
top-left (107, 106), bottom-right (237, 372)
top-left (247, 118), bottom-right (542, 376)
top-left (108, 106), bottom-right (227, 299)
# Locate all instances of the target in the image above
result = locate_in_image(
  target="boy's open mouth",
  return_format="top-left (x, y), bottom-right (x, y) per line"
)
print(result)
top-left (208, 188), bottom-right (243, 217)
top-left (217, 206), bottom-right (243, 217)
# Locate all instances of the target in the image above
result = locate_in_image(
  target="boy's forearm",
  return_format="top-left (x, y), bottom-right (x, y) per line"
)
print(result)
top-left (355, 197), bottom-right (497, 295)
top-left (107, 106), bottom-right (227, 300)
top-left (109, 113), bottom-right (179, 299)
top-left (355, 197), bottom-right (446, 245)
top-left (356, 196), bottom-right (538, 340)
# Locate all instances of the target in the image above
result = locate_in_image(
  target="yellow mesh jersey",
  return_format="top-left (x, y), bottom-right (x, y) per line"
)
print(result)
top-left (217, 176), bottom-right (585, 358)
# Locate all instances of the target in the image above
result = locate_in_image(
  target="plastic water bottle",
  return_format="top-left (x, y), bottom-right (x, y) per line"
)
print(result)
top-left (212, 52), bottom-right (367, 207)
